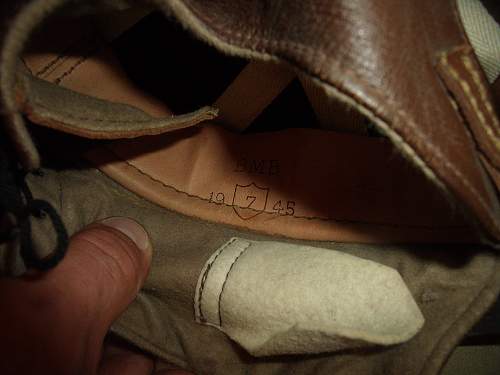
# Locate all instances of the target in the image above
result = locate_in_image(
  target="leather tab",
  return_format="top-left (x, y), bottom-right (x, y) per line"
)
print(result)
top-left (437, 47), bottom-right (500, 171)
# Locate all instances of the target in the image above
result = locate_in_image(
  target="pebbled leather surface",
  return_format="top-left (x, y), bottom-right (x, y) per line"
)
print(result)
top-left (168, 0), bottom-right (500, 242)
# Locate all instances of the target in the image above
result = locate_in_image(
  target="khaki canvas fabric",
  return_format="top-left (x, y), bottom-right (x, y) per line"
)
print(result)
top-left (3, 166), bottom-right (496, 375)
top-left (0, 1), bottom-right (499, 375)
top-left (458, 0), bottom-right (500, 83)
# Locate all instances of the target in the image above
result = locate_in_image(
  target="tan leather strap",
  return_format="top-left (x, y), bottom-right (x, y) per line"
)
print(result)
top-left (214, 61), bottom-right (295, 131)
top-left (458, 0), bottom-right (500, 83)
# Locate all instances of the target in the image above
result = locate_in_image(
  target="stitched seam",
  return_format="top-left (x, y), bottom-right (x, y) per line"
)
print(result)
top-left (40, 33), bottom-right (101, 83)
top-left (53, 34), bottom-right (102, 85)
top-left (462, 55), bottom-right (500, 132)
top-left (197, 238), bottom-right (237, 322)
top-left (441, 54), bottom-right (500, 152)
top-left (442, 75), bottom-right (500, 172)
top-left (217, 241), bottom-right (252, 327)
top-left (173, 5), bottom-right (500, 232)
top-left (53, 54), bottom-right (90, 85)
top-left (35, 33), bottom-right (93, 77)
top-left (36, 53), bottom-right (70, 78)
top-left (105, 147), bottom-right (468, 230)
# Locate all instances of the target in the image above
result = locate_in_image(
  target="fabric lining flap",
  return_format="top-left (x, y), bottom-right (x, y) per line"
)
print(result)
top-left (17, 72), bottom-right (217, 139)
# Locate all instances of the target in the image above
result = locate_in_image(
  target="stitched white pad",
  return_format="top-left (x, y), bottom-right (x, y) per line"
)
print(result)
top-left (194, 238), bottom-right (425, 356)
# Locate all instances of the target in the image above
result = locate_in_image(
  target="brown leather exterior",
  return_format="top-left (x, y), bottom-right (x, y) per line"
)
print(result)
top-left (168, 0), bottom-right (500, 242)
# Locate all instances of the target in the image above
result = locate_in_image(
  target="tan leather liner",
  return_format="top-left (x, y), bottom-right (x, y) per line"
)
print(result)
top-left (86, 124), bottom-right (473, 243)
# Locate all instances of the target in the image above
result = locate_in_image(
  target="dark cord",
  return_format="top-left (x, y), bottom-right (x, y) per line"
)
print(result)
top-left (1, 144), bottom-right (69, 271)
top-left (19, 199), bottom-right (69, 270)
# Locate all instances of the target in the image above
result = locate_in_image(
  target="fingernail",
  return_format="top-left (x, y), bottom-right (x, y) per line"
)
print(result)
top-left (100, 217), bottom-right (152, 256)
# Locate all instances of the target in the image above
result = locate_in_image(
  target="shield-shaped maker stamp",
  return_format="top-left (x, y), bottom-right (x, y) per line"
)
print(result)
top-left (232, 183), bottom-right (270, 220)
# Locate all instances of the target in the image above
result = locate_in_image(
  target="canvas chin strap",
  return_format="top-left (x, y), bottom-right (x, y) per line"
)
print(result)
top-left (458, 0), bottom-right (500, 83)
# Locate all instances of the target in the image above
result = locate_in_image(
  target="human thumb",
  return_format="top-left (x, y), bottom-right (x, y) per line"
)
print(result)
top-left (61, 217), bottom-right (153, 373)
top-left (0, 217), bottom-right (152, 374)
top-left (64, 217), bottom-right (153, 335)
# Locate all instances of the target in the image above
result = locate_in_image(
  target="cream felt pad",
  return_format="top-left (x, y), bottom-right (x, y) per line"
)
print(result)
top-left (194, 238), bottom-right (424, 356)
